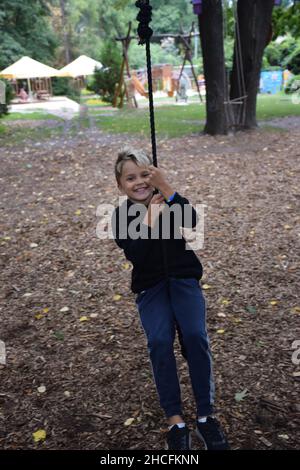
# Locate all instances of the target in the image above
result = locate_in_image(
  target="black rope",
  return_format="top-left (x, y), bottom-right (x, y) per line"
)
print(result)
top-left (135, 0), bottom-right (157, 169)
top-left (135, 1), bottom-right (187, 361)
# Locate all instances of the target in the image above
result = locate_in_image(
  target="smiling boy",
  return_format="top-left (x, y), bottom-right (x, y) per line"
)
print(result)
top-left (111, 148), bottom-right (229, 450)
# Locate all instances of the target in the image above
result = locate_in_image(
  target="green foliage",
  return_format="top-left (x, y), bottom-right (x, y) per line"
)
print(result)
top-left (51, 77), bottom-right (81, 102)
top-left (0, 80), bottom-right (14, 119)
top-left (264, 42), bottom-right (282, 67)
top-left (129, 42), bottom-right (182, 69)
top-left (272, 2), bottom-right (300, 39)
top-left (0, 0), bottom-right (57, 70)
top-left (282, 45), bottom-right (300, 74)
top-left (264, 35), bottom-right (300, 73)
top-left (150, 0), bottom-right (194, 35)
top-left (284, 74), bottom-right (300, 94)
top-left (112, 0), bottom-right (195, 35)
top-left (87, 41), bottom-right (122, 103)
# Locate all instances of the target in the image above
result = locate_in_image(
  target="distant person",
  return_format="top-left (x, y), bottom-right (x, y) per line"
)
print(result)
top-left (18, 87), bottom-right (28, 103)
top-left (283, 68), bottom-right (293, 90)
top-left (176, 75), bottom-right (188, 102)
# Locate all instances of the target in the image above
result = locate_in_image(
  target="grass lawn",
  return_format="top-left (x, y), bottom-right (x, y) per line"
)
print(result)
top-left (3, 111), bottom-right (62, 121)
top-left (92, 94), bottom-right (300, 138)
top-left (0, 111), bottom-right (64, 142)
top-left (0, 94), bottom-right (299, 141)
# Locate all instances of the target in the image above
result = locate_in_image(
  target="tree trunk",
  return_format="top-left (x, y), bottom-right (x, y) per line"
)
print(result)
top-left (59, 0), bottom-right (71, 64)
top-left (230, 0), bottom-right (274, 129)
top-left (198, 0), bottom-right (228, 135)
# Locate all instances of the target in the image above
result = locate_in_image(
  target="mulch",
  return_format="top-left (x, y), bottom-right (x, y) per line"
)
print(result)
top-left (0, 124), bottom-right (299, 450)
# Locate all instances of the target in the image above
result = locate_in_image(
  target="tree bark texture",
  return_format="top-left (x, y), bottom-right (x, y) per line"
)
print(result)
top-left (198, 0), bottom-right (228, 135)
top-left (230, 0), bottom-right (274, 128)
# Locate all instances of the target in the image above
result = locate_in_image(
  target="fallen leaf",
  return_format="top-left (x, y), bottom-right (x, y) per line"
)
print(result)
top-left (290, 306), bottom-right (300, 314)
top-left (233, 318), bottom-right (242, 323)
top-left (60, 306), bottom-right (69, 312)
top-left (259, 436), bottom-right (272, 447)
top-left (124, 418), bottom-right (135, 426)
top-left (202, 284), bottom-right (211, 290)
top-left (217, 329), bottom-right (225, 334)
top-left (33, 429), bottom-right (46, 442)
top-left (246, 305), bottom-right (256, 314)
top-left (54, 331), bottom-right (64, 340)
top-left (235, 389), bottom-right (248, 402)
top-left (113, 294), bottom-right (122, 301)
top-left (79, 316), bottom-right (89, 322)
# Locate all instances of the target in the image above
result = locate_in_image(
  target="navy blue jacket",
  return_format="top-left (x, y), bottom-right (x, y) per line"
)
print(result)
top-left (112, 192), bottom-right (203, 293)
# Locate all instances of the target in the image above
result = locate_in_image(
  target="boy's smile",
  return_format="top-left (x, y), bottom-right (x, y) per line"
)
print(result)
top-left (118, 160), bottom-right (154, 204)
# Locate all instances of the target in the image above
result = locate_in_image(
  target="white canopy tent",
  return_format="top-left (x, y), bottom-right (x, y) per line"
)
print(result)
top-left (0, 56), bottom-right (62, 97)
top-left (59, 55), bottom-right (102, 78)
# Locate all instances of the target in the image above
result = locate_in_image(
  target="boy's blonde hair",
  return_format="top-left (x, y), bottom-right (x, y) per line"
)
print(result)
top-left (115, 148), bottom-right (152, 185)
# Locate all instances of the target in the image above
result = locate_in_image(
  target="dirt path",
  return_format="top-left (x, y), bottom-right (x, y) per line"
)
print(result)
top-left (0, 125), bottom-right (299, 450)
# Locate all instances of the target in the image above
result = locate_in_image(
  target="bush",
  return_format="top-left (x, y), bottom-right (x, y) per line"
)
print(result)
top-left (51, 77), bottom-right (80, 102)
top-left (282, 46), bottom-right (300, 75)
top-left (87, 41), bottom-right (122, 104)
top-left (285, 75), bottom-right (300, 94)
top-left (0, 79), bottom-right (14, 118)
top-left (264, 36), bottom-right (300, 74)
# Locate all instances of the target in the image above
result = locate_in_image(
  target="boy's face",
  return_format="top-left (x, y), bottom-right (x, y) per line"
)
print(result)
top-left (118, 160), bottom-right (154, 204)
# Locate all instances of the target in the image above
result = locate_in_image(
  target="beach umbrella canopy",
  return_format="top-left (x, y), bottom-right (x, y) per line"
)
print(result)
top-left (59, 55), bottom-right (103, 78)
top-left (0, 56), bottom-right (61, 79)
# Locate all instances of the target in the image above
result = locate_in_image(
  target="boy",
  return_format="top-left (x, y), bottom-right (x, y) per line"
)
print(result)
top-left (112, 148), bottom-right (229, 450)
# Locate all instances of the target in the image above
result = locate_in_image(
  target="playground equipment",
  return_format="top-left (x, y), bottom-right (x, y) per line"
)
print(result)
top-left (114, 21), bottom-right (203, 108)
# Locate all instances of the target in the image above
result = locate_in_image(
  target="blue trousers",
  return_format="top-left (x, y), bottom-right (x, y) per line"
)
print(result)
top-left (135, 277), bottom-right (215, 418)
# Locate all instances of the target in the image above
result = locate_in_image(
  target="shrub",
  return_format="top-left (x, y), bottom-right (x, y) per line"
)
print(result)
top-left (285, 75), bottom-right (300, 94)
top-left (52, 77), bottom-right (80, 102)
top-left (87, 41), bottom-right (122, 104)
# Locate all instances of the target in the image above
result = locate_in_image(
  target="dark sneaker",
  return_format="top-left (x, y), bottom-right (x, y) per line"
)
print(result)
top-left (195, 416), bottom-right (230, 450)
top-left (166, 424), bottom-right (192, 450)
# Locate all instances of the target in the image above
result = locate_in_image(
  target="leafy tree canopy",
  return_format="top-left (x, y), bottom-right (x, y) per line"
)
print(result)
top-left (0, 0), bottom-right (57, 70)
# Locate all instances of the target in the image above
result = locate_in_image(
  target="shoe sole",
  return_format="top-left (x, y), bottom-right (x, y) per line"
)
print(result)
top-left (195, 427), bottom-right (208, 450)
top-left (165, 432), bottom-right (192, 450)
top-left (195, 427), bottom-right (229, 450)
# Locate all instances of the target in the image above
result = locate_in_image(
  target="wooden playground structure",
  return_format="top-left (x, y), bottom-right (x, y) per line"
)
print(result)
top-left (113, 22), bottom-right (204, 108)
